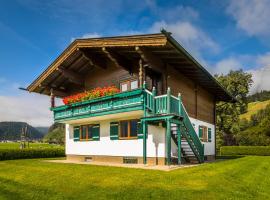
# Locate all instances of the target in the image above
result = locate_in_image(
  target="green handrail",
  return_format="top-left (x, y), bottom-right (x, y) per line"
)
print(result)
top-left (180, 102), bottom-right (204, 162)
top-left (143, 88), bottom-right (204, 163)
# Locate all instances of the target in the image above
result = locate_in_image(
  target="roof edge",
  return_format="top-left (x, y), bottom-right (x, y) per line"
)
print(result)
top-left (161, 29), bottom-right (236, 102)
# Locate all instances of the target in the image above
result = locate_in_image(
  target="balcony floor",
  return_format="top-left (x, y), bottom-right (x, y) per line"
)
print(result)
top-left (64, 110), bottom-right (143, 124)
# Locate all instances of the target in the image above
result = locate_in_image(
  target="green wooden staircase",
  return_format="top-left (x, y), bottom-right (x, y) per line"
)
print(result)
top-left (142, 86), bottom-right (204, 164)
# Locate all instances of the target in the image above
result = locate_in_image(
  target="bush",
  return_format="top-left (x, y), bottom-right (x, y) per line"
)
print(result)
top-left (0, 148), bottom-right (65, 161)
top-left (220, 146), bottom-right (270, 156)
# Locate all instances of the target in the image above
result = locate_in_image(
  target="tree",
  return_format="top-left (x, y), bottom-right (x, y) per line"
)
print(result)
top-left (215, 70), bottom-right (253, 146)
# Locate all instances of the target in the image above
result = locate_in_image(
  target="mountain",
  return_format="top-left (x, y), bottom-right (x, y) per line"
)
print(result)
top-left (0, 122), bottom-right (43, 140)
top-left (35, 127), bottom-right (49, 136)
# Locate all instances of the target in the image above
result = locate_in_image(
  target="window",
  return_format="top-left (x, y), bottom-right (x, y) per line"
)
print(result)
top-left (119, 119), bottom-right (138, 139)
top-left (130, 80), bottom-right (138, 90)
top-left (120, 79), bottom-right (138, 92)
top-left (79, 124), bottom-right (100, 141)
top-left (199, 125), bottom-right (208, 142)
top-left (120, 81), bottom-right (128, 92)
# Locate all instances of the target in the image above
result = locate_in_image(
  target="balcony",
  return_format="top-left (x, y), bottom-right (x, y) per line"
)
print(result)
top-left (51, 89), bottom-right (144, 122)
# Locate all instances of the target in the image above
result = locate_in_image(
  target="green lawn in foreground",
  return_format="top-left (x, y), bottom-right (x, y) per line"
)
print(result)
top-left (0, 156), bottom-right (269, 200)
top-left (0, 142), bottom-right (63, 149)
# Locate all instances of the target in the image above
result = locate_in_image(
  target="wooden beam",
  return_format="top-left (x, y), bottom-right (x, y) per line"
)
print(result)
top-left (102, 47), bottom-right (132, 72)
top-left (80, 51), bottom-right (107, 69)
top-left (56, 66), bottom-right (84, 86)
top-left (39, 84), bottom-right (68, 97)
top-left (135, 46), bottom-right (164, 73)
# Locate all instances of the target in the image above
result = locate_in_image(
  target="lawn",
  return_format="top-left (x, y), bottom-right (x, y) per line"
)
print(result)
top-left (0, 142), bottom-right (63, 149)
top-left (0, 156), bottom-right (269, 200)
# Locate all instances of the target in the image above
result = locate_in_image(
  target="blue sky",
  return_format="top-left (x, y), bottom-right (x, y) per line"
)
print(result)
top-left (0, 0), bottom-right (270, 126)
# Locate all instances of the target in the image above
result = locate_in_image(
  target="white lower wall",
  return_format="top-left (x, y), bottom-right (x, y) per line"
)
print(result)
top-left (65, 116), bottom-right (215, 158)
top-left (190, 117), bottom-right (215, 156)
top-left (66, 121), bottom-right (166, 158)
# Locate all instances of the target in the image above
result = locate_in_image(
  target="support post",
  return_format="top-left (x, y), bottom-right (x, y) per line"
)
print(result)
top-left (167, 87), bottom-right (171, 114)
top-left (178, 93), bottom-right (182, 116)
top-left (166, 119), bottom-right (171, 165)
top-left (139, 59), bottom-right (143, 88)
top-left (143, 120), bottom-right (147, 165)
top-left (177, 124), bottom-right (181, 165)
top-left (152, 87), bottom-right (156, 114)
top-left (50, 88), bottom-right (55, 108)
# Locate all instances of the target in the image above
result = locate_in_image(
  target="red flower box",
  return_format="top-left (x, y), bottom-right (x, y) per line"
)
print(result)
top-left (62, 86), bottom-right (120, 105)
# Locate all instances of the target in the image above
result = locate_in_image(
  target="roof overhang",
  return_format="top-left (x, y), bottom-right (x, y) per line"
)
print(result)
top-left (26, 30), bottom-right (235, 102)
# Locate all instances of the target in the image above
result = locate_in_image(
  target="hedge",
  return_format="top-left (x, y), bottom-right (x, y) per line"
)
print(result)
top-left (220, 146), bottom-right (270, 156)
top-left (0, 148), bottom-right (65, 161)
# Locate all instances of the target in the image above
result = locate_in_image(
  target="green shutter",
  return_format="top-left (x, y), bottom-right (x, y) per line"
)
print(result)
top-left (137, 121), bottom-right (143, 139)
top-left (137, 121), bottom-right (147, 139)
top-left (208, 128), bottom-right (212, 142)
top-left (199, 126), bottom-right (203, 139)
top-left (92, 124), bottom-right (100, 141)
top-left (110, 122), bottom-right (119, 140)
top-left (74, 126), bottom-right (80, 141)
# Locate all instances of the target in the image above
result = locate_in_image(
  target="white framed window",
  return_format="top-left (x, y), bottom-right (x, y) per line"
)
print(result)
top-left (120, 82), bottom-right (128, 92)
top-left (120, 79), bottom-right (138, 92)
top-left (130, 80), bottom-right (138, 90)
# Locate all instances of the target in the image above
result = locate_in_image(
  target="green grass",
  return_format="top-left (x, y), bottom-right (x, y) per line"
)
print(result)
top-left (240, 99), bottom-right (270, 120)
top-left (0, 142), bottom-right (63, 150)
top-left (0, 156), bottom-right (270, 199)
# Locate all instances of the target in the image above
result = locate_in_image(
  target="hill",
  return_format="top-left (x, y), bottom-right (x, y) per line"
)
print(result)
top-left (247, 90), bottom-right (270, 103)
top-left (240, 99), bottom-right (270, 120)
top-left (43, 123), bottom-right (65, 144)
top-left (35, 127), bottom-right (49, 135)
top-left (0, 122), bottom-right (43, 141)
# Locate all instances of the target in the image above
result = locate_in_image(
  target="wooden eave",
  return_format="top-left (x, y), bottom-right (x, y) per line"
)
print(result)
top-left (26, 31), bottom-right (234, 102)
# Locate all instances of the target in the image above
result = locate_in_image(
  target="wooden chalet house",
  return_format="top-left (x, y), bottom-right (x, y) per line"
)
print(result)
top-left (27, 30), bottom-right (233, 165)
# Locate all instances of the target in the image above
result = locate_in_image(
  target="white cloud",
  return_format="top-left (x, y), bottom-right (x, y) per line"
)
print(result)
top-left (0, 93), bottom-right (53, 127)
top-left (148, 21), bottom-right (220, 61)
top-left (213, 58), bottom-right (243, 75)
top-left (213, 52), bottom-right (270, 94)
top-left (71, 32), bottom-right (101, 42)
top-left (248, 52), bottom-right (270, 94)
top-left (227, 0), bottom-right (270, 37)
top-left (81, 33), bottom-right (101, 39)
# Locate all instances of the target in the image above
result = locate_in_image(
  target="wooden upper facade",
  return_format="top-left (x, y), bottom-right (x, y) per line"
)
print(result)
top-left (27, 30), bottom-right (233, 124)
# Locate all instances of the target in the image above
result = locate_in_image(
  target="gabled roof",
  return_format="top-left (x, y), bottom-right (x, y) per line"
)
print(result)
top-left (27, 30), bottom-right (234, 102)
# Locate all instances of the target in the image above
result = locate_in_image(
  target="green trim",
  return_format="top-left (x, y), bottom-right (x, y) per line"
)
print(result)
top-left (110, 122), bottom-right (119, 140)
top-left (55, 104), bottom-right (143, 123)
top-left (208, 128), bottom-right (212, 142)
top-left (51, 89), bottom-right (143, 111)
top-left (73, 126), bottom-right (80, 141)
top-left (166, 119), bottom-right (171, 165)
top-left (177, 124), bottom-right (181, 165)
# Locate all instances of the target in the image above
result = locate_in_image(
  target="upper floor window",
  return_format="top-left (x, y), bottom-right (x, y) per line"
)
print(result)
top-left (120, 79), bottom-right (138, 92)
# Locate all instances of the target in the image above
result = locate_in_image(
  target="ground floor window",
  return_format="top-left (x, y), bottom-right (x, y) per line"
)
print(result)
top-left (199, 125), bottom-right (212, 142)
top-left (119, 119), bottom-right (138, 139)
top-left (199, 125), bottom-right (208, 142)
top-left (79, 124), bottom-right (100, 141)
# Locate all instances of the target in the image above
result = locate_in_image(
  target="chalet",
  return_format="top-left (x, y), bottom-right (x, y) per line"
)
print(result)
top-left (27, 30), bottom-right (233, 165)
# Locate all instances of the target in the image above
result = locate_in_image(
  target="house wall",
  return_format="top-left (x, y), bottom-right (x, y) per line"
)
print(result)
top-left (65, 116), bottom-right (215, 161)
top-left (84, 63), bottom-right (136, 90)
top-left (65, 121), bottom-right (166, 158)
top-left (167, 66), bottom-right (215, 124)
